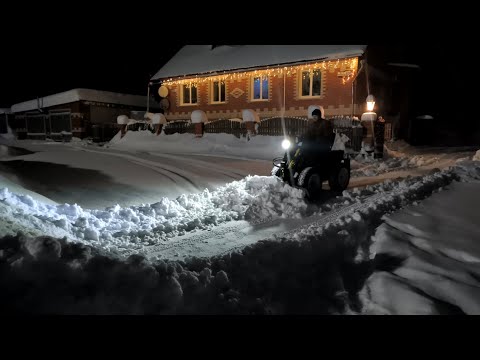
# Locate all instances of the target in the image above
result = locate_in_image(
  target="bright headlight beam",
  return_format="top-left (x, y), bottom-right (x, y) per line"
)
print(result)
top-left (281, 139), bottom-right (291, 150)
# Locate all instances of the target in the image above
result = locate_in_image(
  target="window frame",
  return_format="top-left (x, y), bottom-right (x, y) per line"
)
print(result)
top-left (210, 80), bottom-right (226, 104)
top-left (180, 83), bottom-right (198, 106)
top-left (250, 75), bottom-right (270, 102)
top-left (298, 69), bottom-right (323, 99)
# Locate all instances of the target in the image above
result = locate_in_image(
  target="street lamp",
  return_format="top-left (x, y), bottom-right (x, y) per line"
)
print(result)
top-left (361, 94), bottom-right (377, 156)
top-left (366, 94), bottom-right (375, 112)
top-left (361, 94), bottom-right (377, 121)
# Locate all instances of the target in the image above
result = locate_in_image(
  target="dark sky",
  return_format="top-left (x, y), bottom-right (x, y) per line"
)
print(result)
top-left (0, 5), bottom-right (472, 109)
top-left (0, 41), bottom-right (471, 117)
top-left (0, 43), bottom-right (183, 107)
top-left (0, 43), bottom-right (422, 108)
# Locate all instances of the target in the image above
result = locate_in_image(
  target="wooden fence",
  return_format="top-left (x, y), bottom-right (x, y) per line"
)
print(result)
top-left (163, 120), bottom-right (195, 135)
top-left (128, 116), bottom-right (393, 152)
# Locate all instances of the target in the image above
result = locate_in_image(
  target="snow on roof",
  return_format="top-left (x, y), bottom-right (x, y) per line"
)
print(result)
top-left (11, 88), bottom-right (160, 113)
top-left (151, 45), bottom-right (367, 80)
top-left (0, 108), bottom-right (11, 114)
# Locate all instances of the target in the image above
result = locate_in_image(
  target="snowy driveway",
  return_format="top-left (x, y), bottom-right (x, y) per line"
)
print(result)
top-left (0, 142), bottom-right (272, 209)
top-left (1, 134), bottom-right (480, 314)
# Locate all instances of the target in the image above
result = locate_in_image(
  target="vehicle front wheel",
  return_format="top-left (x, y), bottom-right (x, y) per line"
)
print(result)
top-left (305, 172), bottom-right (323, 201)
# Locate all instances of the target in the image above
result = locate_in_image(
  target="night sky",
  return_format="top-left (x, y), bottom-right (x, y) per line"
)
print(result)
top-left (0, 43), bottom-right (425, 107)
top-left (0, 4), bottom-right (472, 109)
top-left (0, 41), bottom-right (183, 108)
top-left (0, 40), bottom-right (471, 125)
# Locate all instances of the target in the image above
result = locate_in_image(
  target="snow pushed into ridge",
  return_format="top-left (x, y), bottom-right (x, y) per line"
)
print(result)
top-left (0, 175), bottom-right (308, 253)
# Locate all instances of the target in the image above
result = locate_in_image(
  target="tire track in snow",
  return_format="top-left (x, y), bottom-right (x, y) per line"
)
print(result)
top-left (78, 148), bottom-right (200, 191)
top-left (129, 193), bottom-right (383, 260)
top-left (134, 166), bottom-right (457, 261)
top-left (127, 158), bottom-right (199, 190)
top-left (215, 192), bottom-right (385, 258)
top-left (144, 153), bottom-right (247, 179)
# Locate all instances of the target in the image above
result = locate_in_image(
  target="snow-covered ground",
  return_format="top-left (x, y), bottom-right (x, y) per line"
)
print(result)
top-left (1, 132), bottom-right (479, 314)
top-left (108, 130), bottom-right (284, 161)
top-left (1, 159), bottom-right (479, 314)
top-left (351, 140), bottom-right (475, 177)
top-left (0, 137), bottom-right (272, 208)
top-left (361, 177), bottom-right (480, 315)
top-left (1, 133), bottom-right (473, 210)
top-left (0, 175), bottom-right (310, 255)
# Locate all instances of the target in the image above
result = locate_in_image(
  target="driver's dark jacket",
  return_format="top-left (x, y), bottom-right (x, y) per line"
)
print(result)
top-left (301, 118), bottom-right (335, 152)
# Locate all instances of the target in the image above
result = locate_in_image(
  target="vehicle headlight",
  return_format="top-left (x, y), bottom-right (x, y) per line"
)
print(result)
top-left (281, 139), bottom-right (291, 150)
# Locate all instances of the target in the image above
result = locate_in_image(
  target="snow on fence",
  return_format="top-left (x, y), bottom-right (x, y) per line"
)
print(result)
top-left (205, 119), bottom-right (244, 138)
top-left (124, 116), bottom-right (392, 152)
top-left (163, 120), bottom-right (194, 135)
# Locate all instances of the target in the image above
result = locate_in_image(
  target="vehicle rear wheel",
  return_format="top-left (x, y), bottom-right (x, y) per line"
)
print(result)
top-left (328, 166), bottom-right (350, 191)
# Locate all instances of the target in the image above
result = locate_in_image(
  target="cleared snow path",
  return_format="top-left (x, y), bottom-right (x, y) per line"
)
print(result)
top-left (124, 193), bottom-right (382, 260)
top-left (131, 163), bottom-right (456, 261)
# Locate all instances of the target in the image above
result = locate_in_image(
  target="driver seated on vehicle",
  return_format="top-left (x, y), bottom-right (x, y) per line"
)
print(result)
top-left (301, 108), bottom-right (335, 154)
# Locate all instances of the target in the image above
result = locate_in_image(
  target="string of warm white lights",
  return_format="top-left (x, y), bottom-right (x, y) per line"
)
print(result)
top-left (162, 57), bottom-right (358, 87)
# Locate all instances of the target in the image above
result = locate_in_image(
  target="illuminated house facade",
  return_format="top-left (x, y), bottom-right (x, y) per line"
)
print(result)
top-left (150, 45), bottom-right (367, 122)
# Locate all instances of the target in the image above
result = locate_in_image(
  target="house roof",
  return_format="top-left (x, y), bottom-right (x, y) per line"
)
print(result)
top-left (11, 88), bottom-right (160, 113)
top-left (151, 45), bottom-right (366, 81)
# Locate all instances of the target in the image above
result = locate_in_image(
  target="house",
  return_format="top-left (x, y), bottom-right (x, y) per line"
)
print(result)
top-left (10, 88), bottom-right (159, 140)
top-left (149, 45), bottom-right (367, 124)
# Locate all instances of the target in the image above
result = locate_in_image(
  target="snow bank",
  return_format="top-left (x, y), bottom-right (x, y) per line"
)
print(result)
top-left (0, 133), bottom-right (15, 141)
top-left (0, 175), bottom-right (309, 253)
top-left (108, 130), bottom-right (284, 161)
top-left (351, 153), bottom-right (441, 177)
top-left (451, 160), bottom-right (480, 182)
top-left (2, 160), bottom-right (480, 314)
top-left (0, 228), bottom-right (361, 314)
top-left (0, 234), bottom-right (187, 314)
top-left (352, 142), bottom-right (477, 178)
top-left (473, 150), bottom-right (480, 161)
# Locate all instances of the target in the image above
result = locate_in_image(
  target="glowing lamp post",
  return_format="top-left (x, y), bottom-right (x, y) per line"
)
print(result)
top-left (366, 94), bottom-right (375, 112)
top-left (360, 94), bottom-right (377, 155)
top-left (361, 94), bottom-right (377, 121)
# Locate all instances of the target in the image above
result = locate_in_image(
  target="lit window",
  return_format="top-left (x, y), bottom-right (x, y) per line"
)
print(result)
top-left (251, 76), bottom-right (269, 101)
top-left (181, 83), bottom-right (198, 105)
top-left (300, 69), bottom-right (322, 97)
top-left (211, 80), bottom-right (226, 103)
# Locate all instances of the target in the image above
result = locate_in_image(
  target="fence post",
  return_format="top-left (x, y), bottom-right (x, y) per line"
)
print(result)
top-left (191, 110), bottom-right (207, 138)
